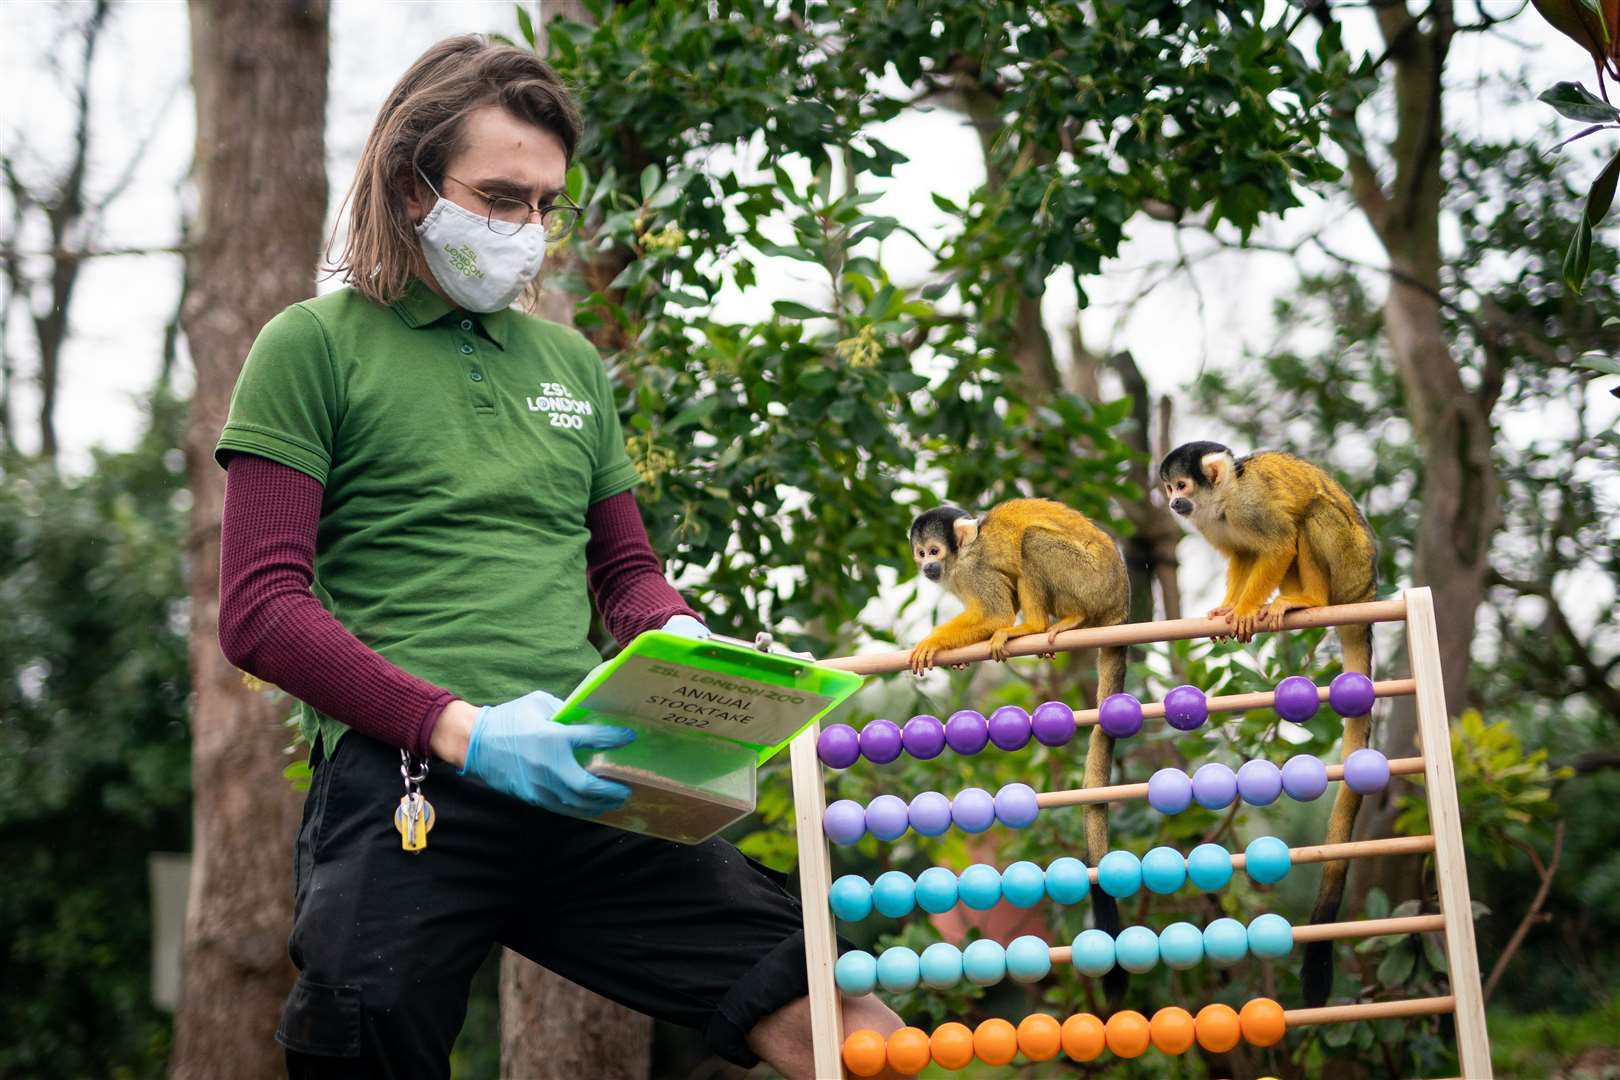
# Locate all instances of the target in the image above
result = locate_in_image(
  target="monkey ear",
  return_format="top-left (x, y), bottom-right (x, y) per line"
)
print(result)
top-left (1200, 451), bottom-right (1233, 487)
top-left (953, 517), bottom-right (979, 548)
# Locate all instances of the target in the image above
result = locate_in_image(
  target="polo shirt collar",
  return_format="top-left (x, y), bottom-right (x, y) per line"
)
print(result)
top-left (392, 276), bottom-right (510, 350)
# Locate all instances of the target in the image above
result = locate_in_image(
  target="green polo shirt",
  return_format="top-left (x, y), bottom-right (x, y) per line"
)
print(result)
top-left (214, 276), bottom-right (642, 758)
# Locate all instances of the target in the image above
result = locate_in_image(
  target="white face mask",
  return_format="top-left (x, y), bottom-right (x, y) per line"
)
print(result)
top-left (413, 169), bottom-right (546, 313)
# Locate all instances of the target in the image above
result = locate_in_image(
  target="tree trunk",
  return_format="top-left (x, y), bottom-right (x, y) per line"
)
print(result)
top-left (169, 2), bottom-right (328, 1077)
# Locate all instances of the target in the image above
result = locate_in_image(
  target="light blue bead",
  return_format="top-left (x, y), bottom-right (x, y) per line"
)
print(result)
top-left (1141, 846), bottom-right (1187, 895)
top-left (1115, 925), bottom-right (1160, 973)
top-left (1203, 917), bottom-right (1249, 967)
top-left (920, 942), bottom-right (964, 989)
top-left (871, 870), bottom-right (916, 918)
top-left (1006, 934), bottom-right (1052, 983)
top-left (1097, 850), bottom-right (1143, 899)
top-left (834, 950), bottom-right (877, 994)
top-left (915, 866), bottom-right (959, 914)
top-left (1248, 913), bottom-right (1294, 959)
top-left (876, 946), bottom-right (921, 992)
top-left (1070, 928), bottom-right (1116, 977)
top-left (958, 864), bottom-right (1002, 910)
top-left (962, 938), bottom-right (1007, 986)
top-left (1244, 835), bottom-right (1292, 886)
top-left (829, 874), bottom-right (873, 921)
top-left (1158, 921), bottom-right (1204, 970)
top-left (1001, 861), bottom-right (1046, 908)
top-left (1045, 856), bottom-right (1090, 904)
top-left (1186, 843), bottom-right (1235, 893)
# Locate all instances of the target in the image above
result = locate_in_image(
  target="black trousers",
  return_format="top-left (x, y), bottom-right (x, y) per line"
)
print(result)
top-left (278, 730), bottom-right (813, 1078)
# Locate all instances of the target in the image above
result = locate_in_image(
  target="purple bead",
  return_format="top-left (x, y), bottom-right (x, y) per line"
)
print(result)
top-left (951, 787), bottom-right (996, 833)
top-left (859, 719), bottom-right (903, 764)
top-left (1163, 685), bottom-right (1208, 731)
top-left (902, 714), bottom-right (946, 759)
top-left (1147, 768), bottom-right (1193, 815)
top-left (945, 710), bottom-right (989, 755)
top-left (1281, 754), bottom-right (1329, 801)
top-left (1098, 693), bottom-right (1144, 738)
top-left (1192, 762), bottom-right (1237, 809)
top-left (1274, 675), bottom-right (1320, 723)
top-left (1236, 759), bottom-right (1283, 806)
top-left (816, 724), bottom-right (860, 769)
top-left (1030, 700), bottom-right (1075, 746)
top-left (908, 791), bottom-right (953, 836)
top-left (1329, 671), bottom-right (1377, 717)
top-left (1343, 748), bottom-right (1391, 794)
top-left (865, 794), bottom-right (911, 841)
top-left (987, 705), bottom-right (1032, 751)
top-left (994, 782), bottom-right (1040, 828)
top-left (823, 799), bottom-right (866, 844)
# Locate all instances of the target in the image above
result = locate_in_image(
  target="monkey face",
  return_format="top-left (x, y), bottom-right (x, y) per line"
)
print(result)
top-left (1159, 441), bottom-right (1236, 524)
top-left (909, 506), bottom-right (973, 584)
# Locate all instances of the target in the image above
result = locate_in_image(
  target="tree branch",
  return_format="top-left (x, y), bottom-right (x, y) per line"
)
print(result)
top-left (1483, 820), bottom-right (1563, 1004)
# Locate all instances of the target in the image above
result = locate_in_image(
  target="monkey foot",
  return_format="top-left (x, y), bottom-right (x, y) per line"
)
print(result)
top-left (1207, 605), bottom-right (1233, 619)
top-left (1229, 609), bottom-right (1262, 641)
top-left (1261, 599), bottom-right (1294, 631)
top-left (988, 633), bottom-right (1011, 662)
top-left (908, 645), bottom-right (938, 675)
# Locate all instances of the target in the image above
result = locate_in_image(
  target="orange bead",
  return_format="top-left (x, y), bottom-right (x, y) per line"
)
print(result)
top-left (1105, 1010), bottom-right (1151, 1058)
top-left (1195, 1003), bottom-right (1242, 1053)
top-left (974, 1018), bottom-right (1019, 1066)
top-left (1016, 1013), bottom-right (1063, 1061)
top-left (1061, 1012), bottom-right (1106, 1061)
top-left (886, 1026), bottom-right (932, 1073)
top-left (930, 1022), bottom-right (976, 1071)
top-left (842, 1029), bottom-right (887, 1077)
top-left (1150, 1006), bottom-right (1196, 1055)
top-left (1240, 997), bottom-right (1288, 1047)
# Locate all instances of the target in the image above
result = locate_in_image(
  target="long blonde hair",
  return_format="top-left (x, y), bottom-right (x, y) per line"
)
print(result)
top-left (323, 34), bottom-right (582, 310)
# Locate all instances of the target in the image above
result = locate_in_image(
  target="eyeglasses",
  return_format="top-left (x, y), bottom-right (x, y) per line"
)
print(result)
top-left (441, 172), bottom-right (582, 241)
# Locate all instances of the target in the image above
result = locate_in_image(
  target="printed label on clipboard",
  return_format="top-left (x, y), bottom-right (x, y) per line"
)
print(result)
top-left (580, 653), bottom-right (835, 745)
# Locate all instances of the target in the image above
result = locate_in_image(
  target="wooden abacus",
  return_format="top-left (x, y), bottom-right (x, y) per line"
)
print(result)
top-left (789, 586), bottom-right (1490, 1078)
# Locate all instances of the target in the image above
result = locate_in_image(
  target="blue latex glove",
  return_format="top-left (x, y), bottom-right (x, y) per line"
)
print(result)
top-left (661, 614), bottom-right (711, 639)
top-left (458, 689), bottom-right (635, 815)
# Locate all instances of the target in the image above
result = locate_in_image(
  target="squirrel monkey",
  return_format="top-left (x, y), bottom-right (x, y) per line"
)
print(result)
top-left (1158, 441), bottom-right (1377, 1006)
top-left (909, 497), bottom-right (1131, 995)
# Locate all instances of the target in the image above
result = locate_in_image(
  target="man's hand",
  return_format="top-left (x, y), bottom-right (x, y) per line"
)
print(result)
top-left (457, 689), bottom-right (634, 815)
top-left (661, 614), bottom-right (710, 639)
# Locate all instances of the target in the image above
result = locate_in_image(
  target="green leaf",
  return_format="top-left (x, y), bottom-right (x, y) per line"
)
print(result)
top-left (1563, 217), bottom-right (1594, 293)
top-left (1575, 351), bottom-right (1620, 376)
top-left (514, 3), bottom-right (536, 49)
top-left (640, 164), bottom-right (661, 202)
top-left (1538, 81), bottom-right (1620, 124)
top-left (1584, 148), bottom-right (1620, 227)
top-left (1377, 942), bottom-right (1416, 986)
top-left (772, 300), bottom-right (828, 320)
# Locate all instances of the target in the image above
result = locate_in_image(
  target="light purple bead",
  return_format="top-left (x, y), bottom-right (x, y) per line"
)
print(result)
top-left (866, 794), bottom-right (911, 841)
top-left (1192, 762), bottom-right (1237, 809)
top-left (1098, 693), bottom-right (1144, 738)
top-left (1148, 768), bottom-right (1193, 815)
top-left (945, 710), bottom-right (989, 755)
top-left (1236, 758), bottom-right (1283, 806)
top-left (824, 799), bottom-right (866, 844)
top-left (1330, 671), bottom-right (1377, 717)
top-left (951, 787), bottom-right (996, 833)
top-left (1274, 676), bottom-right (1320, 723)
top-left (1162, 685), bottom-right (1208, 731)
top-left (902, 714), bottom-right (946, 759)
top-left (816, 724), bottom-right (860, 769)
top-left (859, 719), bottom-right (903, 764)
top-left (994, 783), bottom-right (1040, 828)
top-left (987, 705), bottom-right (1032, 751)
top-left (1343, 748), bottom-right (1391, 794)
top-left (908, 791), bottom-right (953, 836)
top-left (1031, 700), bottom-right (1075, 746)
top-left (1281, 754), bottom-right (1329, 801)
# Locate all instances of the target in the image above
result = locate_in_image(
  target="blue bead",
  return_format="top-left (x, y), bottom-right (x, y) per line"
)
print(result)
top-left (1192, 762), bottom-right (1238, 809)
top-left (1203, 917), bottom-right (1249, 966)
top-left (865, 794), bottom-right (910, 841)
top-left (1158, 921), bottom-right (1204, 970)
top-left (958, 864), bottom-right (1002, 910)
top-left (1045, 857), bottom-right (1090, 904)
top-left (872, 870), bottom-right (916, 918)
top-left (835, 950), bottom-right (877, 994)
top-left (962, 938), bottom-right (1007, 986)
top-left (1248, 913), bottom-right (1294, 959)
top-left (1186, 843), bottom-right (1235, 892)
top-left (993, 782), bottom-right (1040, 828)
top-left (1141, 846), bottom-right (1187, 895)
top-left (951, 787), bottom-right (996, 833)
top-left (1070, 928), bottom-right (1116, 976)
top-left (1097, 850), bottom-right (1143, 899)
top-left (1001, 861), bottom-right (1046, 908)
top-left (1244, 835), bottom-right (1292, 886)
top-left (1115, 925), bottom-right (1160, 973)
top-left (876, 945), bottom-right (920, 992)
top-left (919, 942), bottom-right (963, 989)
top-left (829, 874), bottom-right (873, 921)
top-left (1006, 935), bottom-right (1052, 983)
top-left (1148, 767), bottom-right (1194, 815)
top-left (915, 866), bottom-right (959, 914)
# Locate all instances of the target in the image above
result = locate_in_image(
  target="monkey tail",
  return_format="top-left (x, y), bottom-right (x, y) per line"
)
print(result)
top-left (1085, 643), bottom-right (1128, 1003)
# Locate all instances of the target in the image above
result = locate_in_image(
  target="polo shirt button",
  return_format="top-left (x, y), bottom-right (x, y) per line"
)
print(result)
top-left (469, 370), bottom-right (484, 382)
top-left (460, 343), bottom-right (474, 354)
top-left (460, 319), bottom-right (473, 330)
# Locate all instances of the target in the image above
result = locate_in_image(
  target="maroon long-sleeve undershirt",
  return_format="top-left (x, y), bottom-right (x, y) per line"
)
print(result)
top-left (217, 453), bottom-right (699, 756)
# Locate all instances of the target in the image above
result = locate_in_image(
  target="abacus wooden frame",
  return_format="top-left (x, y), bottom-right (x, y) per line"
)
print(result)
top-left (787, 586), bottom-right (1491, 1078)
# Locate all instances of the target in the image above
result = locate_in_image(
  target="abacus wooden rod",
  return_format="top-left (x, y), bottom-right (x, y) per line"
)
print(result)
top-left (787, 726), bottom-right (845, 1077)
top-left (1033, 756), bottom-right (1425, 808)
top-left (1284, 995), bottom-right (1456, 1026)
top-left (1070, 678), bottom-right (1416, 727)
top-left (1047, 914), bottom-right (1443, 965)
top-left (820, 597), bottom-right (1409, 675)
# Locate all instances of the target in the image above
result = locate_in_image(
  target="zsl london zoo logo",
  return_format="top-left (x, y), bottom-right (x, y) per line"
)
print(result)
top-left (527, 381), bottom-right (593, 430)
top-left (446, 243), bottom-right (484, 280)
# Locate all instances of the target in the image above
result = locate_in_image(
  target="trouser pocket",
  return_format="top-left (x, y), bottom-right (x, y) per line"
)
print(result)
top-left (276, 977), bottom-right (363, 1057)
